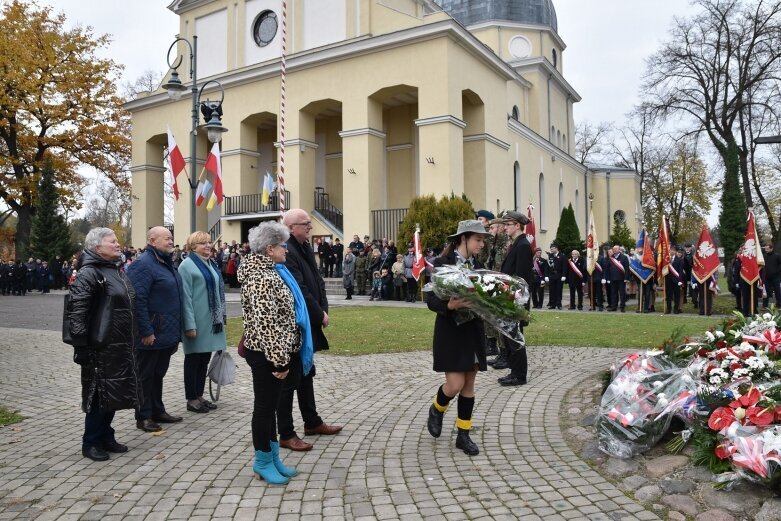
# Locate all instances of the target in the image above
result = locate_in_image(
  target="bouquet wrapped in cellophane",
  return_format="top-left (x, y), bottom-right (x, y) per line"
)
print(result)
top-left (423, 265), bottom-right (530, 343)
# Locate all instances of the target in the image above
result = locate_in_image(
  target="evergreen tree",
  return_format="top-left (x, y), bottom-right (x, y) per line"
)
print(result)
top-left (27, 162), bottom-right (74, 261)
top-left (718, 142), bottom-right (747, 274)
top-left (397, 194), bottom-right (475, 253)
top-left (554, 203), bottom-right (585, 255)
top-left (609, 215), bottom-right (635, 251)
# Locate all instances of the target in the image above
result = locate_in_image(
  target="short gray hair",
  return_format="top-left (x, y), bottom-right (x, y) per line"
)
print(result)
top-left (248, 222), bottom-right (290, 254)
top-left (84, 227), bottom-right (116, 252)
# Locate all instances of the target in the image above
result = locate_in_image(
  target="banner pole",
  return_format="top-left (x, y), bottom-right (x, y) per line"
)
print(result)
top-left (662, 275), bottom-right (667, 314)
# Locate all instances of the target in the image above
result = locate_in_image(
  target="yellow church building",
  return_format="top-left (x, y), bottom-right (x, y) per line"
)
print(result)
top-left (127, 0), bottom-right (641, 248)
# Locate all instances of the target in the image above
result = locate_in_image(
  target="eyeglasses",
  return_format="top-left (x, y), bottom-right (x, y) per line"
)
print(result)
top-left (195, 241), bottom-right (211, 246)
top-left (291, 221), bottom-right (312, 227)
top-left (278, 243), bottom-right (288, 249)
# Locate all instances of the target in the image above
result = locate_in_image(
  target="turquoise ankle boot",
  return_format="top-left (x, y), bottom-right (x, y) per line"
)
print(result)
top-left (270, 441), bottom-right (298, 477)
top-left (253, 449), bottom-right (288, 485)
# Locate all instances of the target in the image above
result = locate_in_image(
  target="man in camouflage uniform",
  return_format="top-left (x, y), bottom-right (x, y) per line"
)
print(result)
top-left (485, 216), bottom-right (512, 365)
top-left (354, 249), bottom-right (369, 295)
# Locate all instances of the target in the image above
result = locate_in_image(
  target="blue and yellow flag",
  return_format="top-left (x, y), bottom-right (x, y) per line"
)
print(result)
top-left (629, 228), bottom-right (655, 283)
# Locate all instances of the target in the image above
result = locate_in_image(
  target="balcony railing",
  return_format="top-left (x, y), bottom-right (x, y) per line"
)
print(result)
top-left (314, 187), bottom-right (343, 233)
top-left (371, 208), bottom-right (408, 243)
top-left (224, 190), bottom-right (290, 216)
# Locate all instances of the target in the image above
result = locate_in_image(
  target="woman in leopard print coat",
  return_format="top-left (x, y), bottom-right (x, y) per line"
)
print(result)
top-left (239, 222), bottom-right (301, 485)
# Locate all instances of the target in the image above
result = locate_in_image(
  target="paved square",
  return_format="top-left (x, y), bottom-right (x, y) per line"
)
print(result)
top-left (0, 325), bottom-right (659, 520)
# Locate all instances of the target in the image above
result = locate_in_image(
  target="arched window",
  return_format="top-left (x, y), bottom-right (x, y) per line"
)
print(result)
top-left (511, 105), bottom-right (520, 121)
top-left (514, 161), bottom-right (521, 211)
top-left (563, 134), bottom-right (567, 153)
top-left (552, 48), bottom-right (558, 68)
top-left (557, 130), bottom-right (562, 148)
top-left (538, 173), bottom-right (545, 228)
top-left (558, 182), bottom-right (564, 215)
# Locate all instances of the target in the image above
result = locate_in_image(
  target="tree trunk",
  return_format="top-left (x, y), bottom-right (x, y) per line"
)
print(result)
top-left (718, 137), bottom-right (748, 266)
top-left (14, 205), bottom-right (32, 259)
top-left (738, 148), bottom-right (754, 210)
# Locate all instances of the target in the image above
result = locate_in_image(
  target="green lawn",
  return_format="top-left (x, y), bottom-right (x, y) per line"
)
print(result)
top-left (227, 307), bottom-right (722, 355)
top-left (0, 406), bottom-right (23, 427)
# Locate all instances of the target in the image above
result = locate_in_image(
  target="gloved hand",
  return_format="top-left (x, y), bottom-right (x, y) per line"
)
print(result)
top-left (601, 279), bottom-right (607, 284)
top-left (561, 276), bottom-right (566, 282)
top-left (545, 277), bottom-right (549, 282)
top-left (73, 347), bottom-right (94, 366)
top-left (582, 282), bottom-right (586, 286)
top-left (691, 282), bottom-right (697, 289)
top-left (678, 282), bottom-right (682, 286)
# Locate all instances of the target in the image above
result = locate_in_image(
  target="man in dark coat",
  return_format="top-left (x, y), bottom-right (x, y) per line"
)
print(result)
top-left (126, 226), bottom-right (184, 433)
top-left (13, 260), bottom-right (26, 296)
top-left (531, 248), bottom-right (546, 309)
top-left (0, 260), bottom-right (10, 295)
top-left (591, 248), bottom-right (608, 311)
top-left (280, 209), bottom-right (343, 451)
top-left (498, 211), bottom-right (532, 387)
top-left (606, 244), bottom-right (630, 312)
top-left (763, 243), bottom-right (781, 309)
top-left (664, 247), bottom-right (685, 314)
top-left (682, 244), bottom-right (696, 306)
top-left (564, 249), bottom-right (587, 310)
top-left (333, 238), bottom-right (344, 278)
top-left (546, 244), bottom-right (565, 309)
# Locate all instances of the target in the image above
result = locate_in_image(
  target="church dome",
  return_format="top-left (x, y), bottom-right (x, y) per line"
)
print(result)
top-left (437, 0), bottom-right (558, 32)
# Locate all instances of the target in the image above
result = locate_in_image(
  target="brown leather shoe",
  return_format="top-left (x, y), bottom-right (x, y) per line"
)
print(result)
top-left (304, 423), bottom-right (343, 436)
top-left (279, 435), bottom-right (313, 451)
top-left (136, 419), bottom-right (162, 432)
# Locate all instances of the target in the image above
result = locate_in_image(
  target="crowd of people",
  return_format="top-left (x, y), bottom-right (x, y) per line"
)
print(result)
top-left (0, 256), bottom-right (77, 295)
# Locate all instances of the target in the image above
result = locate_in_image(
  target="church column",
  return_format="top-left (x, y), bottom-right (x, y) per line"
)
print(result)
top-left (279, 110), bottom-right (317, 211)
top-left (415, 115), bottom-right (466, 197)
top-left (341, 96), bottom-right (384, 238)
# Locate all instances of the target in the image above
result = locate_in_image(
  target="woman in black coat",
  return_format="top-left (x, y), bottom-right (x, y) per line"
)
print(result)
top-left (426, 220), bottom-right (489, 456)
top-left (67, 227), bottom-right (140, 462)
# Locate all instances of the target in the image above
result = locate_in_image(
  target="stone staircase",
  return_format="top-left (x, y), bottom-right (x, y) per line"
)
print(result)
top-left (323, 277), bottom-right (346, 296)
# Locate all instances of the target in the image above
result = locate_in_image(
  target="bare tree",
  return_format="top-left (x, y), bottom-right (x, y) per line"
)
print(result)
top-left (575, 120), bottom-right (613, 164)
top-left (642, 0), bottom-right (781, 264)
top-left (122, 69), bottom-right (164, 100)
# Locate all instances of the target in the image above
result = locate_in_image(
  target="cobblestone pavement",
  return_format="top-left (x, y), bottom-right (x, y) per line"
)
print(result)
top-left (0, 326), bottom-right (661, 521)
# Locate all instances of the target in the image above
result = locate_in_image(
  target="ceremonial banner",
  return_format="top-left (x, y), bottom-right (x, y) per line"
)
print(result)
top-left (586, 209), bottom-right (599, 275)
top-left (630, 228), bottom-right (655, 283)
top-left (692, 224), bottom-right (720, 284)
top-left (739, 210), bottom-right (764, 284)
top-left (526, 204), bottom-right (537, 252)
top-left (166, 126), bottom-right (186, 200)
top-left (261, 173), bottom-right (273, 205)
top-left (411, 226), bottom-right (426, 281)
top-left (204, 142), bottom-right (223, 207)
top-left (657, 215), bottom-right (671, 279)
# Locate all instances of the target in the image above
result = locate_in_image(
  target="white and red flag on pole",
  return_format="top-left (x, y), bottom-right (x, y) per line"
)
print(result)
top-left (525, 203), bottom-right (537, 252)
top-left (166, 126), bottom-right (186, 200)
top-left (204, 142), bottom-right (223, 211)
top-left (411, 225), bottom-right (426, 281)
top-left (692, 224), bottom-right (720, 284)
top-left (739, 210), bottom-right (764, 284)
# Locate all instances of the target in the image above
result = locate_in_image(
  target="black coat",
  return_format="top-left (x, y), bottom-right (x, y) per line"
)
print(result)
top-left (286, 236), bottom-right (329, 351)
top-left (606, 253), bottom-right (631, 282)
top-left (427, 252), bottom-right (486, 372)
top-left (501, 235), bottom-right (534, 286)
top-left (67, 249), bottom-right (140, 413)
top-left (564, 256), bottom-right (588, 285)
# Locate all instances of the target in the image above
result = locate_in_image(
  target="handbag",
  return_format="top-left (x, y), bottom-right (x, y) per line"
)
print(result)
top-left (62, 294), bottom-right (73, 345)
top-left (62, 271), bottom-right (112, 348)
top-left (237, 333), bottom-right (247, 358)
top-left (208, 350), bottom-right (236, 386)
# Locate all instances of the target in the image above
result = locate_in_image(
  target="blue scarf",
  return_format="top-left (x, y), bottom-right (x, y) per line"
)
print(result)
top-left (274, 263), bottom-right (314, 375)
top-left (189, 253), bottom-right (225, 333)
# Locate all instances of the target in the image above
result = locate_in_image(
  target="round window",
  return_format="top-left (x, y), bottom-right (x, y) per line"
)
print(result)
top-left (508, 36), bottom-right (532, 59)
top-left (253, 10), bottom-right (278, 47)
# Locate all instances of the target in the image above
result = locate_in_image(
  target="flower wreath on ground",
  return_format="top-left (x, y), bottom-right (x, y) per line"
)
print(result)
top-left (423, 265), bottom-right (530, 343)
top-left (595, 309), bottom-right (781, 490)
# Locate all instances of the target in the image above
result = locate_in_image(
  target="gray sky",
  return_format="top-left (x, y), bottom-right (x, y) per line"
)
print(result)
top-left (47, 0), bottom-right (698, 128)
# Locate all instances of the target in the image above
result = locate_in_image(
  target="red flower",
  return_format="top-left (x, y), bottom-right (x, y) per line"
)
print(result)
top-left (697, 349), bottom-right (709, 357)
top-left (746, 406), bottom-right (775, 426)
top-left (716, 340), bottom-right (729, 349)
top-left (708, 407), bottom-right (737, 431)
top-left (716, 351), bottom-right (728, 360)
top-left (714, 442), bottom-right (734, 460)
top-left (728, 387), bottom-right (761, 408)
top-left (731, 363), bottom-right (743, 371)
top-left (773, 405), bottom-right (781, 422)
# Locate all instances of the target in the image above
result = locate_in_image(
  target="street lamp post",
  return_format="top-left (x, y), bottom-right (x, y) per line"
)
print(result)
top-left (162, 36), bottom-right (228, 234)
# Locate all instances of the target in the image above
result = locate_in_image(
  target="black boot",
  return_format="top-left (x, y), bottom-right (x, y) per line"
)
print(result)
top-left (427, 404), bottom-right (444, 438)
top-left (455, 428), bottom-right (479, 456)
top-left (485, 338), bottom-right (499, 357)
top-left (492, 347), bottom-right (509, 370)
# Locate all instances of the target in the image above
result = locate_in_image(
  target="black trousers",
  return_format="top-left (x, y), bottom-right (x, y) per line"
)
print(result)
top-left (548, 279), bottom-right (563, 307)
top-left (531, 282), bottom-right (544, 308)
top-left (245, 349), bottom-right (283, 452)
top-left (591, 279), bottom-right (605, 309)
top-left (569, 282), bottom-right (584, 309)
top-left (506, 322), bottom-right (528, 379)
top-left (609, 280), bottom-right (627, 310)
top-left (698, 284), bottom-right (714, 315)
top-left (763, 276), bottom-right (781, 308)
top-left (277, 355), bottom-right (322, 440)
top-left (406, 278), bottom-right (418, 301)
top-left (83, 395), bottom-right (116, 449)
top-left (740, 280), bottom-right (760, 316)
top-left (183, 352), bottom-right (212, 401)
top-left (638, 281), bottom-right (654, 311)
top-left (135, 346), bottom-right (176, 420)
top-left (664, 278), bottom-right (681, 312)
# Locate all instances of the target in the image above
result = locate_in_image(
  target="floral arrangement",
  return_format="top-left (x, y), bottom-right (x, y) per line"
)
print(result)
top-left (596, 308), bottom-right (781, 489)
top-left (423, 265), bottom-right (530, 342)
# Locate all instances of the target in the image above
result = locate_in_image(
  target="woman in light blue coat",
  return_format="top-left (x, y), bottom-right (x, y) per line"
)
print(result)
top-left (179, 231), bottom-right (227, 413)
